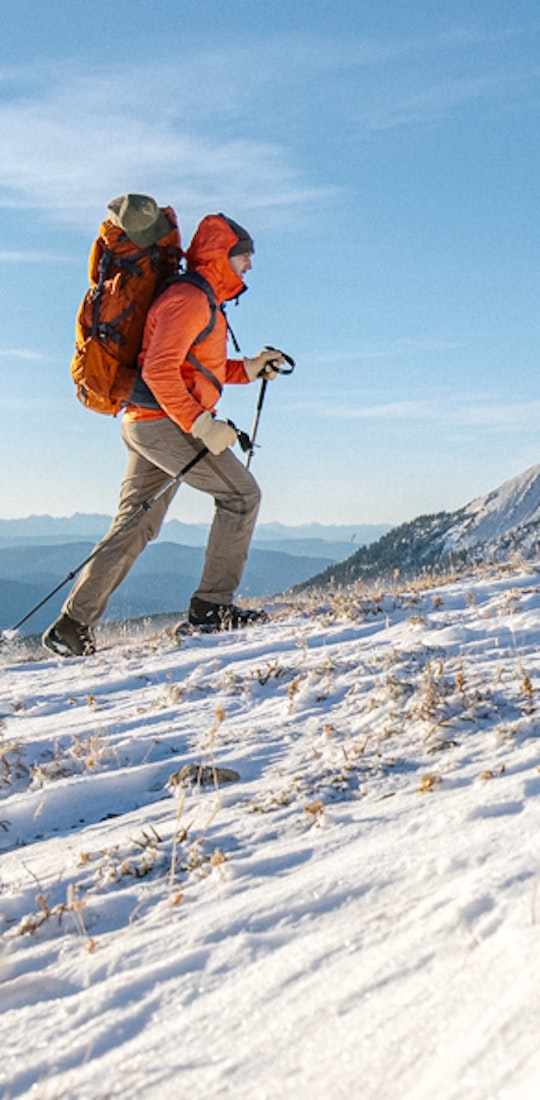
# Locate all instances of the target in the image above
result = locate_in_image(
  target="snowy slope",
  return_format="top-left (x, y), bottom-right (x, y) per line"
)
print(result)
top-left (305, 462), bottom-right (540, 589)
top-left (445, 462), bottom-right (540, 551)
top-left (2, 565), bottom-right (540, 1099)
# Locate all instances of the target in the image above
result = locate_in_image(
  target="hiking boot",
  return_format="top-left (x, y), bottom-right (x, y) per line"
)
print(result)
top-left (187, 597), bottom-right (268, 632)
top-left (42, 613), bottom-right (96, 657)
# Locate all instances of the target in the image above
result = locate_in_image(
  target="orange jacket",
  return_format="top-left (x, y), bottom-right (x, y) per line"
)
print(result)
top-left (124, 214), bottom-right (250, 431)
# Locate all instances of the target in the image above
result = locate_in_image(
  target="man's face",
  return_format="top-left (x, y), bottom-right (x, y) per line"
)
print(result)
top-left (229, 251), bottom-right (253, 278)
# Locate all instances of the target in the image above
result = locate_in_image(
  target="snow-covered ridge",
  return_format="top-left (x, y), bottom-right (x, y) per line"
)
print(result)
top-left (2, 563), bottom-right (540, 1098)
top-left (305, 463), bottom-right (540, 590)
top-left (444, 462), bottom-right (540, 551)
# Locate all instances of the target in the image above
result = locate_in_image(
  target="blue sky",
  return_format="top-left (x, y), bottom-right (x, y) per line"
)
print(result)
top-left (1, 0), bottom-right (539, 527)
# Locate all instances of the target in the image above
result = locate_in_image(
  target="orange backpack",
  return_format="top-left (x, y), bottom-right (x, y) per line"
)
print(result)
top-left (70, 195), bottom-right (182, 416)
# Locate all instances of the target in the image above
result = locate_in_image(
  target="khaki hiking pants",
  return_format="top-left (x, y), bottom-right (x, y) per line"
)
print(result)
top-left (63, 418), bottom-right (261, 626)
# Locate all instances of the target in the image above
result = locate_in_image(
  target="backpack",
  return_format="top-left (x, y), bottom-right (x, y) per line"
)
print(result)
top-left (70, 195), bottom-right (183, 416)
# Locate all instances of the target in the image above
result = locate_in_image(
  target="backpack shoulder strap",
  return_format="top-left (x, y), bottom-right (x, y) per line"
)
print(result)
top-left (183, 271), bottom-right (242, 353)
top-left (165, 271), bottom-right (223, 395)
top-left (161, 270), bottom-right (217, 343)
top-left (129, 270), bottom-right (224, 408)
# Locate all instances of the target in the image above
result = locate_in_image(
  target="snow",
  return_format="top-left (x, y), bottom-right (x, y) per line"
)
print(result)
top-left (444, 461), bottom-right (540, 551)
top-left (2, 564), bottom-right (540, 1099)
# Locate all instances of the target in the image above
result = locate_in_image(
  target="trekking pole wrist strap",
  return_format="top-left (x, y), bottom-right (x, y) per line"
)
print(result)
top-left (263, 346), bottom-right (295, 374)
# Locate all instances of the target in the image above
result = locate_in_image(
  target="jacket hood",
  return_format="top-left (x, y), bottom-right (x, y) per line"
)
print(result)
top-left (186, 214), bottom-right (250, 304)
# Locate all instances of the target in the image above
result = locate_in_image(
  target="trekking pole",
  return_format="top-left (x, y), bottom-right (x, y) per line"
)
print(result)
top-left (1, 444), bottom-right (210, 641)
top-left (246, 347), bottom-right (295, 470)
top-left (246, 378), bottom-right (268, 471)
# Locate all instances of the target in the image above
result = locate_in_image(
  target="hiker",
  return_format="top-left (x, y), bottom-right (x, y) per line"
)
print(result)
top-left (43, 212), bottom-right (285, 657)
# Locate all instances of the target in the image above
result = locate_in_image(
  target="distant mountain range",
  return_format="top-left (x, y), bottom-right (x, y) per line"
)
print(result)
top-left (300, 463), bottom-right (540, 590)
top-left (0, 517), bottom-right (389, 635)
top-left (0, 515), bottom-right (387, 560)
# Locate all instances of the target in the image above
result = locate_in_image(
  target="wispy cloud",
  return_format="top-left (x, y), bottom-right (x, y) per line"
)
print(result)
top-left (452, 398), bottom-right (540, 428)
top-left (0, 251), bottom-right (75, 263)
top-left (286, 395), bottom-right (435, 420)
top-left (361, 66), bottom-right (532, 133)
top-left (0, 17), bottom-right (535, 229)
top-left (0, 61), bottom-right (336, 231)
top-left (0, 347), bottom-right (48, 361)
top-left (327, 22), bottom-right (540, 132)
top-left (303, 338), bottom-right (464, 367)
top-left (291, 393), bottom-right (540, 431)
top-left (333, 399), bottom-right (434, 420)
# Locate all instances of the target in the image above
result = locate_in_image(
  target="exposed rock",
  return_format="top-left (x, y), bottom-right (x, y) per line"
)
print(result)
top-left (167, 764), bottom-right (241, 789)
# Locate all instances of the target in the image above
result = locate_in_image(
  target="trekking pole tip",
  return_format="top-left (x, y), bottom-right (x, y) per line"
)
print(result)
top-left (1, 628), bottom-right (19, 645)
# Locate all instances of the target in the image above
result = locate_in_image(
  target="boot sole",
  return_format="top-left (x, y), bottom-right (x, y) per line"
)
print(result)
top-left (42, 629), bottom-right (93, 658)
